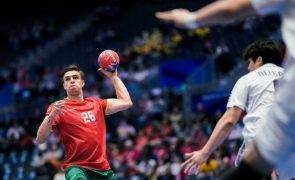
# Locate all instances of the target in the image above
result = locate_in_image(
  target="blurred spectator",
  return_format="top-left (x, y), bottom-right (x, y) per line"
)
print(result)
top-left (6, 121), bottom-right (25, 150)
top-left (117, 120), bottom-right (136, 141)
top-left (169, 106), bottom-right (183, 124)
top-left (214, 40), bottom-right (236, 76)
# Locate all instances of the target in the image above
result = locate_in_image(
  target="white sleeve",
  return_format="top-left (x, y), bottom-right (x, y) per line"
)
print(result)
top-left (227, 78), bottom-right (248, 111)
top-left (255, 60), bottom-right (295, 167)
top-left (250, 0), bottom-right (287, 15)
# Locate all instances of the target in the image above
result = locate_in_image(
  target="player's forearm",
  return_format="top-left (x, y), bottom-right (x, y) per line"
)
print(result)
top-left (193, 0), bottom-right (254, 27)
top-left (111, 76), bottom-right (132, 107)
top-left (202, 116), bottom-right (236, 156)
top-left (36, 115), bottom-right (55, 144)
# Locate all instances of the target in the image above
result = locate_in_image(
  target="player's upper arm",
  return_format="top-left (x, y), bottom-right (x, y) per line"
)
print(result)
top-left (205, 0), bottom-right (256, 21)
top-left (228, 0), bottom-right (255, 14)
top-left (105, 98), bottom-right (132, 115)
top-left (227, 78), bottom-right (249, 111)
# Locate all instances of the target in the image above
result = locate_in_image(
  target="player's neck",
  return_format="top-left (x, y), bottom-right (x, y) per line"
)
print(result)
top-left (67, 95), bottom-right (84, 102)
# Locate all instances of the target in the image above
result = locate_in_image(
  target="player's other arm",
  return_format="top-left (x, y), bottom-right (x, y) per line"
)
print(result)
top-left (202, 106), bottom-right (243, 157)
top-left (36, 101), bottom-right (63, 144)
top-left (181, 106), bottom-right (243, 174)
top-left (155, 0), bottom-right (255, 28)
top-left (101, 70), bottom-right (133, 115)
top-left (36, 116), bottom-right (55, 144)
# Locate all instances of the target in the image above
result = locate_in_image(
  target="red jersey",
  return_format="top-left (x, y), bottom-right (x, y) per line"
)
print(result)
top-left (46, 97), bottom-right (110, 171)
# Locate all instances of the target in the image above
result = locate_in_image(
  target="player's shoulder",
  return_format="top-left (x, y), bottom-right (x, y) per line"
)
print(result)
top-left (238, 72), bottom-right (253, 84)
top-left (235, 69), bottom-right (262, 87)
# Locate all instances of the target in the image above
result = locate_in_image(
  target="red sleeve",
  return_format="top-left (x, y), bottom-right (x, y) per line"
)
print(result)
top-left (45, 104), bottom-right (61, 129)
top-left (94, 98), bottom-right (108, 113)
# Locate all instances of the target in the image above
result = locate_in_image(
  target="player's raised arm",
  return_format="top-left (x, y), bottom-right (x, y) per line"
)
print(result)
top-left (97, 50), bottom-right (132, 115)
top-left (99, 69), bottom-right (132, 115)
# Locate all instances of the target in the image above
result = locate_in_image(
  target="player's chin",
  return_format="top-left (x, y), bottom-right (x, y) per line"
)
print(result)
top-left (68, 89), bottom-right (81, 96)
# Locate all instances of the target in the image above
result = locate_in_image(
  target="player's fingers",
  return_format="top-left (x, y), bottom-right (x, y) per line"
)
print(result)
top-left (60, 109), bottom-right (65, 115)
top-left (155, 12), bottom-right (173, 20)
top-left (58, 107), bottom-right (66, 115)
top-left (187, 162), bottom-right (197, 175)
top-left (193, 166), bottom-right (200, 175)
top-left (181, 158), bottom-right (192, 170)
top-left (54, 107), bottom-right (62, 113)
top-left (184, 162), bottom-right (194, 174)
top-left (55, 100), bottom-right (64, 104)
top-left (184, 152), bottom-right (193, 158)
top-left (181, 159), bottom-right (194, 173)
top-left (187, 165), bottom-right (197, 175)
top-left (55, 101), bottom-right (65, 109)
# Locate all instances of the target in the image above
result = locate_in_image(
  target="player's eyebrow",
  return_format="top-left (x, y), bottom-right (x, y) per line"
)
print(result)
top-left (64, 74), bottom-right (80, 79)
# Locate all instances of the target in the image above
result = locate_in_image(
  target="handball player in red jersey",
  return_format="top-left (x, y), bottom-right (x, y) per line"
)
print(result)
top-left (36, 64), bottom-right (133, 180)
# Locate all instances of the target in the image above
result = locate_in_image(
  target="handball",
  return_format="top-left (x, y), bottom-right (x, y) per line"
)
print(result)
top-left (98, 49), bottom-right (120, 72)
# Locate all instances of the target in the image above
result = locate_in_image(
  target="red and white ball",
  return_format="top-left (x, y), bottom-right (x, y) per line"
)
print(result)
top-left (98, 49), bottom-right (120, 72)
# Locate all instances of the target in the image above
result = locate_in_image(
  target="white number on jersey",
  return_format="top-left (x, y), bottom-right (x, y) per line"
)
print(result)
top-left (81, 111), bottom-right (96, 124)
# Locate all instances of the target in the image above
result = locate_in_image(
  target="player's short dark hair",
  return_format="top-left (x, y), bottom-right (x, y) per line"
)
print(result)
top-left (242, 39), bottom-right (282, 65)
top-left (61, 64), bottom-right (85, 81)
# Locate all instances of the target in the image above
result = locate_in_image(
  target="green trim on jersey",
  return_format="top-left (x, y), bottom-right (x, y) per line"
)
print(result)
top-left (65, 166), bottom-right (116, 180)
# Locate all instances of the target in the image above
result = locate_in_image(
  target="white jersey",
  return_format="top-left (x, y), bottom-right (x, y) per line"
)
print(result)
top-left (227, 63), bottom-right (284, 143)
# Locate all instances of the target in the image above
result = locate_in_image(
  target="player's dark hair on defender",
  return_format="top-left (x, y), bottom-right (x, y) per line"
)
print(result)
top-left (61, 64), bottom-right (85, 81)
top-left (242, 39), bottom-right (282, 65)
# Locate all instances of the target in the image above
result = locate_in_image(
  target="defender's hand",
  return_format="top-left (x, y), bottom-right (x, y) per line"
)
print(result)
top-left (181, 150), bottom-right (208, 175)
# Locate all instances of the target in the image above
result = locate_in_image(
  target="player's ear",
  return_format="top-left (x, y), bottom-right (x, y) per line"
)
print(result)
top-left (256, 56), bottom-right (263, 65)
top-left (81, 80), bottom-right (85, 87)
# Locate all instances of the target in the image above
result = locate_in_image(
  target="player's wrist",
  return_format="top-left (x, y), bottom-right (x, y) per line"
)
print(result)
top-left (200, 148), bottom-right (211, 159)
top-left (111, 76), bottom-right (119, 81)
top-left (184, 12), bottom-right (199, 29)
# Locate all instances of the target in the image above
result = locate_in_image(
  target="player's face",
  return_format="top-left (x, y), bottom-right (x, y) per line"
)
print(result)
top-left (63, 70), bottom-right (85, 95)
top-left (248, 58), bottom-right (261, 72)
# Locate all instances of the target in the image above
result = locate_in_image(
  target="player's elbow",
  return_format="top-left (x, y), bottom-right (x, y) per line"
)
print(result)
top-left (224, 118), bottom-right (237, 130)
top-left (120, 99), bottom-right (133, 110)
top-left (125, 99), bottom-right (133, 109)
top-left (225, 121), bottom-right (236, 129)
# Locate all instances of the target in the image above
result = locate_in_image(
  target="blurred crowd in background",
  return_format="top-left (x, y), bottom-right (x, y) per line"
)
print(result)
top-left (0, 0), bottom-right (283, 179)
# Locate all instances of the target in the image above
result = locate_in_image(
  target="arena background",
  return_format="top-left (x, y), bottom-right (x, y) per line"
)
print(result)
top-left (0, 0), bottom-right (283, 179)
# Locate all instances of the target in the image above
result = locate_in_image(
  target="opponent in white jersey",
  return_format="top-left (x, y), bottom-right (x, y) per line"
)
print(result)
top-left (180, 40), bottom-right (283, 176)
top-left (227, 55), bottom-right (284, 166)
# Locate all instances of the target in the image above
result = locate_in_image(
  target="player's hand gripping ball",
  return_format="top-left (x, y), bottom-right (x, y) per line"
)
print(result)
top-left (98, 50), bottom-right (120, 72)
